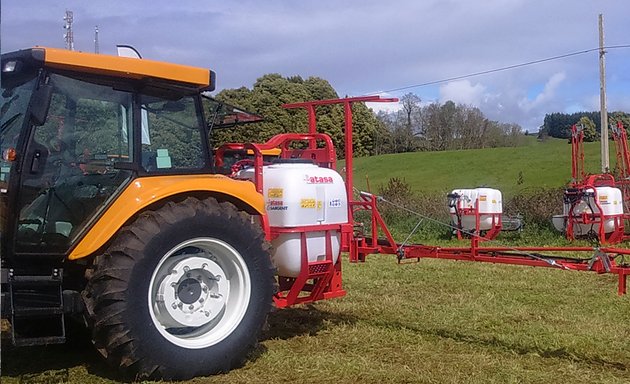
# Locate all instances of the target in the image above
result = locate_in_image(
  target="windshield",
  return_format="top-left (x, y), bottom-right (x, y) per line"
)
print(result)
top-left (1, 74), bottom-right (37, 191)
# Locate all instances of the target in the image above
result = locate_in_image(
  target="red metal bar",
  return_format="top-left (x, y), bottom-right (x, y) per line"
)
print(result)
top-left (393, 241), bottom-right (630, 294)
top-left (243, 132), bottom-right (337, 193)
top-left (571, 124), bottom-right (585, 186)
top-left (620, 272), bottom-right (628, 295)
top-left (306, 104), bottom-right (317, 134)
top-left (283, 95), bottom-right (398, 110)
top-left (612, 121), bottom-right (630, 180)
top-left (344, 100), bottom-right (354, 223)
top-left (436, 245), bottom-right (630, 253)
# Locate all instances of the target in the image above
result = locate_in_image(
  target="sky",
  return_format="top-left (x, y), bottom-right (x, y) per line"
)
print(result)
top-left (2, 0), bottom-right (629, 132)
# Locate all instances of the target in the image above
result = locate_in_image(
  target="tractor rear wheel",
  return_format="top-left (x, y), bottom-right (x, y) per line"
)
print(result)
top-left (83, 197), bottom-right (274, 380)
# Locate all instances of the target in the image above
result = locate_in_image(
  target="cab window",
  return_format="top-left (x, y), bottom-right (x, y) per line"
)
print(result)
top-left (140, 96), bottom-right (206, 172)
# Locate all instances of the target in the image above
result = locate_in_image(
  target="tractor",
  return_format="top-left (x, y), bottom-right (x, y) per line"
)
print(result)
top-left (0, 47), bottom-right (285, 379)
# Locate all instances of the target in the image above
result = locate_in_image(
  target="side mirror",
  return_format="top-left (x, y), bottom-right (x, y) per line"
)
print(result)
top-left (29, 84), bottom-right (53, 126)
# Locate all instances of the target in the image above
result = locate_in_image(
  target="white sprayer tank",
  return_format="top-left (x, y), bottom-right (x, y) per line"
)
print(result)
top-left (563, 186), bottom-right (623, 235)
top-left (238, 161), bottom-right (348, 277)
top-left (449, 188), bottom-right (502, 231)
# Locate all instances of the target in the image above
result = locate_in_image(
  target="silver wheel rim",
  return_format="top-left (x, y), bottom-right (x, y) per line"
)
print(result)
top-left (148, 237), bottom-right (251, 349)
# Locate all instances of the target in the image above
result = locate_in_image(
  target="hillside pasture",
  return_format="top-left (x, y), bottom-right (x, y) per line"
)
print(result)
top-left (353, 137), bottom-right (603, 196)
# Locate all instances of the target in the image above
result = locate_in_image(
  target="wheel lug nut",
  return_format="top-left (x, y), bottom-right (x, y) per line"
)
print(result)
top-left (199, 298), bottom-right (204, 303)
top-left (183, 266), bottom-right (190, 272)
top-left (204, 311), bottom-right (210, 317)
top-left (189, 304), bottom-right (194, 310)
top-left (171, 303), bottom-right (177, 309)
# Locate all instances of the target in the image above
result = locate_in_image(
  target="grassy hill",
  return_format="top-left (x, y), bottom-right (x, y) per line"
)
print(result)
top-left (352, 136), bottom-right (605, 196)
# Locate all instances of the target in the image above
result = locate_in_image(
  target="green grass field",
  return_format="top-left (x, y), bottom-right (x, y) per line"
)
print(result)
top-left (2, 257), bottom-right (629, 384)
top-left (2, 137), bottom-right (629, 383)
top-left (353, 136), bottom-right (604, 196)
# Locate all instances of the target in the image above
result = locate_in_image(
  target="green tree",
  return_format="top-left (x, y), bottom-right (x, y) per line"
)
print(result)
top-left (579, 116), bottom-right (599, 142)
top-left (212, 74), bottom-right (383, 158)
top-left (377, 99), bottom-right (523, 152)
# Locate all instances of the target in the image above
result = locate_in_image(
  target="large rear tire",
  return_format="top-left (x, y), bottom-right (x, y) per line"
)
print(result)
top-left (83, 197), bottom-right (274, 380)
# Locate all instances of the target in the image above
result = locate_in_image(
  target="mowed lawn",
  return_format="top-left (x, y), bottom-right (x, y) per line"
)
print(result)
top-left (2, 137), bottom-right (629, 383)
top-left (2, 256), bottom-right (629, 383)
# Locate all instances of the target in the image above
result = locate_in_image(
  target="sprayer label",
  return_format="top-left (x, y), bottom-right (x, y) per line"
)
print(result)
top-left (304, 174), bottom-right (333, 184)
top-left (267, 200), bottom-right (288, 211)
top-left (329, 198), bottom-right (342, 208)
top-left (268, 188), bottom-right (283, 198)
top-left (300, 198), bottom-right (316, 209)
top-left (479, 195), bottom-right (487, 202)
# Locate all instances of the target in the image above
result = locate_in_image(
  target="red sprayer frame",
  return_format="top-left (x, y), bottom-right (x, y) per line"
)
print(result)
top-left (241, 97), bottom-right (629, 307)
top-left (564, 122), bottom-right (630, 244)
top-left (611, 121), bottom-right (630, 213)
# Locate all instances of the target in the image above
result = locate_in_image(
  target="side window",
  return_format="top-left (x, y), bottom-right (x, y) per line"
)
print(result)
top-left (16, 74), bottom-right (134, 254)
top-left (35, 79), bottom-right (133, 175)
top-left (140, 96), bottom-right (205, 171)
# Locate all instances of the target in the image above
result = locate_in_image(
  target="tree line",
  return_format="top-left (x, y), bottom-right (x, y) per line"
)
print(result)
top-left (539, 111), bottom-right (630, 140)
top-left (213, 78), bottom-right (525, 157)
top-left (374, 93), bottom-right (523, 154)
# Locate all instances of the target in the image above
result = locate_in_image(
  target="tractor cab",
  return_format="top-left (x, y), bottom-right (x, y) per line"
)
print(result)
top-left (1, 47), bottom-right (215, 265)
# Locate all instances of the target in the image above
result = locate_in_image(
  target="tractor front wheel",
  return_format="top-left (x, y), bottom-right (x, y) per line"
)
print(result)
top-left (83, 197), bottom-right (274, 380)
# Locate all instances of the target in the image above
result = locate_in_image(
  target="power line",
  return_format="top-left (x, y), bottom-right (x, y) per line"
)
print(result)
top-left (373, 44), bottom-right (630, 95)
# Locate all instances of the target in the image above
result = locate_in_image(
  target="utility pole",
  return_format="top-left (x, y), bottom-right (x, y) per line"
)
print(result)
top-left (599, 13), bottom-right (609, 173)
top-left (94, 25), bottom-right (100, 54)
top-left (63, 10), bottom-right (75, 51)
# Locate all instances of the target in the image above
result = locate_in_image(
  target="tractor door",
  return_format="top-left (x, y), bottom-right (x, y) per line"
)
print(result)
top-left (14, 73), bottom-right (134, 256)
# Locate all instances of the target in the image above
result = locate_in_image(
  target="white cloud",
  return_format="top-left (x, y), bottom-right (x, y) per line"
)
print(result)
top-left (439, 80), bottom-right (488, 106)
top-left (518, 72), bottom-right (566, 112)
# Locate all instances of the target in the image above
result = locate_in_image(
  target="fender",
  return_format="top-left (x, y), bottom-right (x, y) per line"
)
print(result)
top-left (68, 174), bottom-right (265, 260)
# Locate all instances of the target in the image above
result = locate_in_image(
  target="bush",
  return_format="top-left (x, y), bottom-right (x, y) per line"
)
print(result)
top-left (504, 188), bottom-right (564, 230)
top-left (372, 177), bottom-right (450, 239)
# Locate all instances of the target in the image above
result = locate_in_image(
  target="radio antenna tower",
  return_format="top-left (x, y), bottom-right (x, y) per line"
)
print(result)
top-left (63, 10), bottom-right (75, 51)
top-left (94, 25), bottom-right (100, 53)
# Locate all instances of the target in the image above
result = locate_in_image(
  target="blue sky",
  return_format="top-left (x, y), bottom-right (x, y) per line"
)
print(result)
top-left (2, 0), bottom-right (629, 131)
